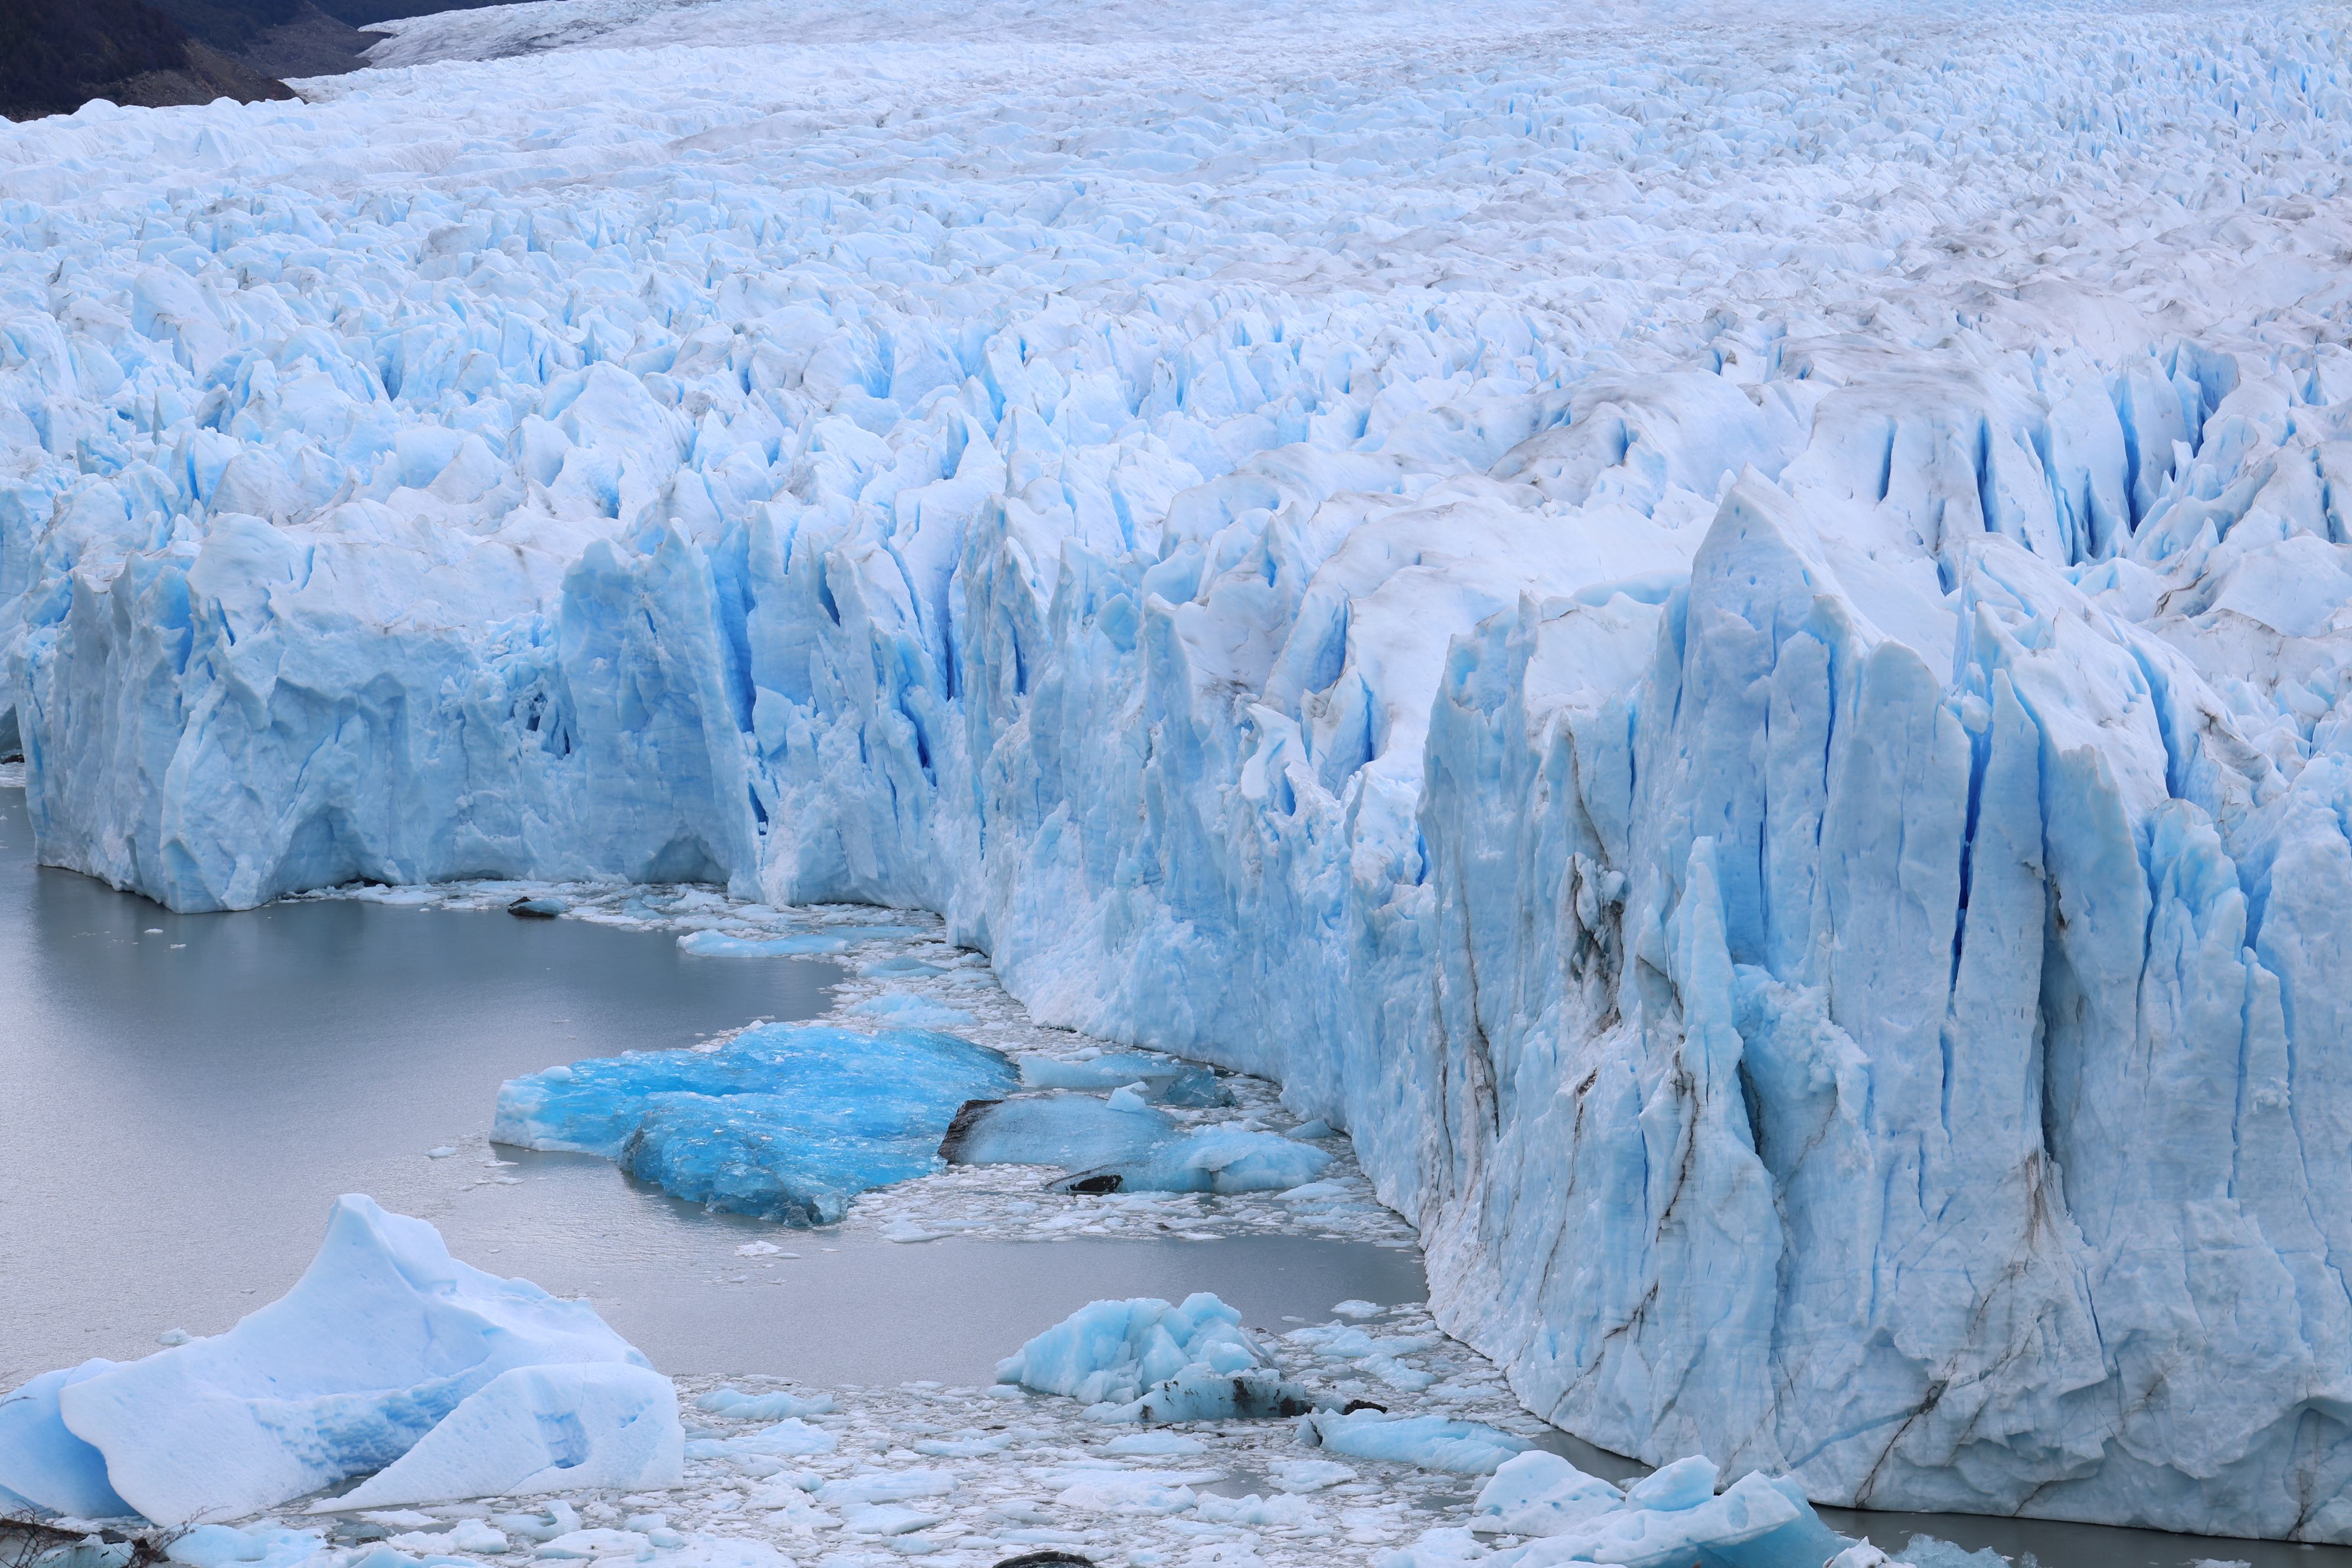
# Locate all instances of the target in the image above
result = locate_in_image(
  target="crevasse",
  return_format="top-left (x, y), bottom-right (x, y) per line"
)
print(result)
top-left (6, 0), bottom-right (2352, 1538)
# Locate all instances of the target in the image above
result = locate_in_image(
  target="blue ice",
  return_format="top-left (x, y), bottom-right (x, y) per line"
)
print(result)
top-left (942, 1095), bottom-right (1331, 1194)
top-left (493, 1025), bottom-right (1019, 1223)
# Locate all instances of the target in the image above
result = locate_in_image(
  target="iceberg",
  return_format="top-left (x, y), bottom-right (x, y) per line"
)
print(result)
top-left (1471, 1455), bottom-right (1850, 1568)
top-left (1296, 1413), bottom-right (1530, 1475)
top-left (1468, 1451), bottom-right (1622, 1537)
top-left (493, 1024), bottom-right (1018, 1222)
top-left (995, 1294), bottom-right (1333, 1423)
top-left (322, 1364), bottom-right (683, 1511)
top-left (995, 1294), bottom-right (1266, 1406)
top-left (0, 1363), bottom-right (134, 1518)
top-left (0, 1197), bottom-right (659, 1526)
top-left (6, 0), bottom-right (2352, 1536)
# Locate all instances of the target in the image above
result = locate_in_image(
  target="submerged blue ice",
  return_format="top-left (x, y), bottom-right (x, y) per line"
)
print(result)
top-left (493, 1025), bottom-right (1018, 1223)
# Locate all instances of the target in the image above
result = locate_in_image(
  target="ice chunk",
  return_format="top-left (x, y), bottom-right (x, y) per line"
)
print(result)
top-left (324, 1363), bottom-right (683, 1510)
top-left (1892, 1541), bottom-right (2011, 1568)
top-left (534, 1530), bottom-right (648, 1558)
top-left (494, 1502), bottom-right (582, 1541)
top-left (1624, 1454), bottom-right (1716, 1510)
top-left (940, 1094), bottom-right (1176, 1174)
top-left (814, 1470), bottom-right (955, 1506)
top-left (838, 1502), bottom-right (944, 1535)
top-left (51, 1196), bottom-right (650, 1525)
top-left (1056, 1123), bottom-right (1334, 1195)
top-left (494, 1025), bottom-right (1018, 1223)
top-left (682, 1419), bottom-right (837, 1459)
top-left (1270, 1458), bottom-right (1358, 1492)
top-left (0, 1361), bottom-right (135, 1518)
top-left (845, 993), bottom-right (974, 1028)
top-left (1296, 1413), bottom-right (1530, 1474)
top-left (677, 931), bottom-right (846, 957)
top-left (166, 1526), bottom-right (328, 1568)
top-left (656, 1543), bottom-right (789, 1568)
top-left (694, 1387), bottom-right (835, 1420)
top-left (1100, 1364), bottom-right (1335, 1425)
top-left (1471, 1455), bottom-right (1854, 1568)
top-left (1104, 1432), bottom-right (1207, 1456)
top-left (997, 1293), bottom-right (1332, 1423)
top-left (1017, 1052), bottom-right (1231, 1107)
top-left (1050, 1472), bottom-right (1200, 1515)
top-left (1195, 1491), bottom-right (1322, 1526)
top-left (1469, 1451), bottom-right (1622, 1535)
top-left (995, 1293), bottom-right (1265, 1404)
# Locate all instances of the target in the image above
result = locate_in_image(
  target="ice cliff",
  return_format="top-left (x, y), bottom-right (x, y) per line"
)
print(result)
top-left (5, 0), bottom-right (2352, 1538)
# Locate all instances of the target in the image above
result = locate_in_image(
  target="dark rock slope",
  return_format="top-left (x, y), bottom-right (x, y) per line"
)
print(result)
top-left (2, 0), bottom-right (296, 120)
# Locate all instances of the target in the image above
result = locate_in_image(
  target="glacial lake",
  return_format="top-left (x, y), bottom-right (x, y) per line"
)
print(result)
top-left (1, 777), bottom-right (2341, 1568)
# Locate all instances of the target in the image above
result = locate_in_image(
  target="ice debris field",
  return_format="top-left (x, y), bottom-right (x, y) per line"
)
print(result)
top-left (0, 1195), bottom-right (1906, 1568)
top-left (8, 0), bottom-right (2352, 1543)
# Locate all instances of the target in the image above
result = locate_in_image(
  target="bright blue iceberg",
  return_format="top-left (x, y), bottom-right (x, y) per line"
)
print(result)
top-left (493, 1025), bottom-right (1018, 1223)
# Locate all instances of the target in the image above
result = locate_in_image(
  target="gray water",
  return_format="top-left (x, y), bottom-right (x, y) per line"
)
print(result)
top-left (0, 782), bottom-right (1421, 1389)
top-left (1, 780), bottom-right (2341, 1567)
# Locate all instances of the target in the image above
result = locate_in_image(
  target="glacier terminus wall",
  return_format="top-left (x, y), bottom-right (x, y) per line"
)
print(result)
top-left (6, 0), bottom-right (2352, 1539)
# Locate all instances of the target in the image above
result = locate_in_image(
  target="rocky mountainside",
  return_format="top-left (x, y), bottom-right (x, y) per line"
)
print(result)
top-left (1, 0), bottom-right (508, 121)
top-left (1, 0), bottom-right (294, 119)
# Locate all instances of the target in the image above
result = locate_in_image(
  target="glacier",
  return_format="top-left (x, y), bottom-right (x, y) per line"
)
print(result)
top-left (6, 0), bottom-right (2352, 1538)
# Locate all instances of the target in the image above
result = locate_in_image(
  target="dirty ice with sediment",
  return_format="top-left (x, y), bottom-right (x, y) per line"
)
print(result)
top-left (5, 0), bottom-right (2352, 1545)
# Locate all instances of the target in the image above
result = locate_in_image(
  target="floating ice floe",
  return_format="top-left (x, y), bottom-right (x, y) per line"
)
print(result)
top-left (1446, 1453), bottom-right (1850, 1568)
top-left (996, 1293), bottom-right (1334, 1423)
top-left (942, 1094), bottom-right (1332, 1194)
top-left (675, 929), bottom-right (845, 957)
top-left (1298, 1413), bottom-right (1531, 1475)
top-left (0, 1197), bottom-right (675, 1525)
top-left (681, 1419), bottom-right (837, 1460)
top-left (694, 1387), bottom-right (835, 1420)
top-left (1015, 1050), bottom-right (1232, 1106)
top-left (492, 1024), bottom-right (1018, 1222)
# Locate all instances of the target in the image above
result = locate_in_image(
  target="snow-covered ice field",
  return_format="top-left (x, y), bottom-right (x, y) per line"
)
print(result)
top-left (9, 0), bottom-right (2352, 1541)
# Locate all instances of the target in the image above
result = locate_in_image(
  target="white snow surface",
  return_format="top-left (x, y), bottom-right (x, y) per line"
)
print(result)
top-left (6, 0), bottom-right (2352, 1538)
